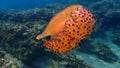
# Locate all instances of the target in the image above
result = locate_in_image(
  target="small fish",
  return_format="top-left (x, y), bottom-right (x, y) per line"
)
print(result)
top-left (36, 5), bottom-right (95, 53)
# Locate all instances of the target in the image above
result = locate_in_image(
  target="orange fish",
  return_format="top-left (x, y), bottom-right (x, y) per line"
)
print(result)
top-left (36, 5), bottom-right (95, 53)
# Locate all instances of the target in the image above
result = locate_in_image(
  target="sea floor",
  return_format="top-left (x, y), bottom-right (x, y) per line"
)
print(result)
top-left (74, 38), bottom-right (120, 68)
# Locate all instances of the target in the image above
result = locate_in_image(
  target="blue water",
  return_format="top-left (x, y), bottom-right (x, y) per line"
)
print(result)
top-left (0, 0), bottom-right (69, 10)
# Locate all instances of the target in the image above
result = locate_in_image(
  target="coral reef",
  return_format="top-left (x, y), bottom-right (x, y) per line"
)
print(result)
top-left (0, 48), bottom-right (24, 68)
top-left (90, 0), bottom-right (120, 31)
top-left (111, 28), bottom-right (120, 46)
top-left (31, 52), bottom-right (93, 68)
top-left (0, 8), bottom-right (54, 23)
top-left (0, 21), bottom-right (46, 61)
top-left (91, 41), bottom-right (118, 62)
top-left (90, 0), bottom-right (120, 47)
top-left (78, 39), bottom-right (119, 63)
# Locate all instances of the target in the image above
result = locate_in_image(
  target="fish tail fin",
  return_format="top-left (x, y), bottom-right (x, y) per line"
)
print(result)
top-left (36, 33), bottom-right (47, 40)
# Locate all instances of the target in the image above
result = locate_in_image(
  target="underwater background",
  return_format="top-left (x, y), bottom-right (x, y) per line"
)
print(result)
top-left (0, 0), bottom-right (120, 68)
